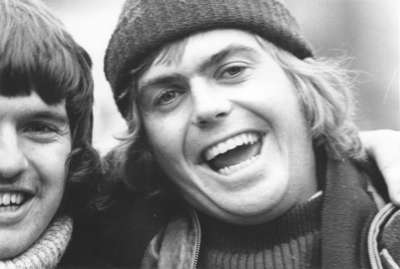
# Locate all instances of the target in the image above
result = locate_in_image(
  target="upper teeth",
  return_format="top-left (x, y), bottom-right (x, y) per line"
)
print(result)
top-left (204, 133), bottom-right (260, 161)
top-left (0, 192), bottom-right (24, 206)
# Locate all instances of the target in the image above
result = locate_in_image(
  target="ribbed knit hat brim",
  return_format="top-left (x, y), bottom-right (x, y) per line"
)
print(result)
top-left (105, 0), bottom-right (313, 118)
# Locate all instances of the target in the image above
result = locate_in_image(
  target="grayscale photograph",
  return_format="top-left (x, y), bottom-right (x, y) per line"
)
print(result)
top-left (0, 0), bottom-right (399, 268)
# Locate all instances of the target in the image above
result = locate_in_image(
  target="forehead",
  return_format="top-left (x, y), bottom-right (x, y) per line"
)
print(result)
top-left (139, 29), bottom-right (269, 83)
top-left (0, 92), bottom-right (67, 120)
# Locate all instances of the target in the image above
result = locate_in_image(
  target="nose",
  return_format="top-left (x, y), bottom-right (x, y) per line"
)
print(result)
top-left (0, 127), bottom-right (28, 181)
top-left (191, 79), bottom-right (232, 127)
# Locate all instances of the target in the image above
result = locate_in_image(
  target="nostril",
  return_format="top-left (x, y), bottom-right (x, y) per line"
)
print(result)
top-left (192, 98), bottom-right (232, 126)
top-left (198, 120), bottom-right (206, 126)
top-left (195, 111), bottom-right (228, 126)
top-left (215, 111), bottom-right (227, 118)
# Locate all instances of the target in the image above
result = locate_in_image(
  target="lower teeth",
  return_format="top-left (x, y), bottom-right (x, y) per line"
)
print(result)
top-left (218, 155), bottom-right (259, 175)
top-left (0, 205), bottom-right (20, 212)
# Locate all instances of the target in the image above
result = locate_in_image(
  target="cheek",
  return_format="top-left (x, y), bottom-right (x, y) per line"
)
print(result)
top-left (27, 141), bottom-right (71, 188)
top-left (231, 70), bottom-right (299, 112)
top-left (143, 112), bottom-right (189, 160)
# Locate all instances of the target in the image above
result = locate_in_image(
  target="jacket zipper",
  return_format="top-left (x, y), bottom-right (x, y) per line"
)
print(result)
top-left (190, 210), bottom-right (201, 269)
top-left (367, 203), bottom-right (396, 269)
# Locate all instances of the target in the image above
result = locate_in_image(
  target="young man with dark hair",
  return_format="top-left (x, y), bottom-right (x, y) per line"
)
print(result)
top-left (0, 0), bottom-right (103, 267)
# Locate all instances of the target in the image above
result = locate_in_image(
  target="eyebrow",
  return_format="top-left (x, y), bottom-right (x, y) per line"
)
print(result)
top-left (137, 73), bottom-right (187, 104)
top-left (21, 110), bottom-right (69, 125)
top-left (139, 45), bottom-right (258, 93)
top-left (198, 45), bottom-right (258, 73)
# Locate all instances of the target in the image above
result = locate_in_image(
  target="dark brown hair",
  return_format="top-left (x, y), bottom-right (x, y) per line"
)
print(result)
top-left (0, 0), bottom-right (102, 217)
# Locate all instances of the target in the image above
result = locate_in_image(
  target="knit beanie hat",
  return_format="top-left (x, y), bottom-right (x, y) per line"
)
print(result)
top-left (105, 0), bottom-right (314, 119)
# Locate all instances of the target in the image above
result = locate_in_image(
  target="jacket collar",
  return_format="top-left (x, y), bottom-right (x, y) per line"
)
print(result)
top-left (321, 157), bottom-right (378, 269)
top-left (145, 157), bottom-right (378, 269)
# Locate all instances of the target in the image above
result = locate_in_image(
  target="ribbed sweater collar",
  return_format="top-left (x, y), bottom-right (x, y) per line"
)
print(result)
top-left (198, 193), bottom-right (322, 269)
top-left (0, 216), bottom-right (73, 269)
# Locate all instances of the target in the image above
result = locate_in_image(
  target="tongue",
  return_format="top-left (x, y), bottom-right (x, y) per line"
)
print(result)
top-left (209, 142), bottom-right (261, 170)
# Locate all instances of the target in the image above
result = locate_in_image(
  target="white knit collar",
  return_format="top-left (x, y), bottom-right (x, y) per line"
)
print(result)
top-left (0, 216), bottom-right (73, 269)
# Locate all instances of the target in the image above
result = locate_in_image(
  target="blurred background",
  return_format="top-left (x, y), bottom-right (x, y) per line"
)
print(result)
top-left (44, 0), bottom-right (399, 154)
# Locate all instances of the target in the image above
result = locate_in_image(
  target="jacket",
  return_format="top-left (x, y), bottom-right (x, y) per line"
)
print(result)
top-left (138, 157), bottom-right (400, 269)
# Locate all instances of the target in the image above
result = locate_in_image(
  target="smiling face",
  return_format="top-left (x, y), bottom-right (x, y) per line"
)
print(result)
top-left (138, 29), bottom-right (317, 225)
top-left (0, 92), bottom-right (70, 259)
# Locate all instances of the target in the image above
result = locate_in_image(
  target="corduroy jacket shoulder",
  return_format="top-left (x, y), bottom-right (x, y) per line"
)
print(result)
top-left (58, 214), bottom-right (119, 268)
top-left (90, 147), bottom-right (174, 268)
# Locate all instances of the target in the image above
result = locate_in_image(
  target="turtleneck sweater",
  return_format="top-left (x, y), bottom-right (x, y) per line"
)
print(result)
top-left (198, 193), bottom-right (322, 269)
top-left (0, 216), bottom-right (73, 269)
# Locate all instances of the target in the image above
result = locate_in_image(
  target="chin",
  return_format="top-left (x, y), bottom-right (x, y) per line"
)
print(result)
top-left (0, 229), bottom-right (38, 259)
top-left (0, 242), bottom-right (24, 259)
top-left (206, 188), bottom-right (291, 225)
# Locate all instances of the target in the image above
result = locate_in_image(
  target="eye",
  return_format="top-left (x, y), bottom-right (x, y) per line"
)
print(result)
top-left (217, 63), bottom-right (249, 80)
top-left (155, 89), bottom-right (182, 106)
top-left (22, 121), bottom-right (58, 134)
top-left (20, 120), bottom-right (68, 143)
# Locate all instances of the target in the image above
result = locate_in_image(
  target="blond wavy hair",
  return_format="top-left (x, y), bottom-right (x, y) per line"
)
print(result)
top-left (104, 32), bottom-right (364, 198)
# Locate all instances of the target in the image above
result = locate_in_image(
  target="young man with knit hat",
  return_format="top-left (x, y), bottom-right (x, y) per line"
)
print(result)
top-left (100, 0), bottom-right (400, 268)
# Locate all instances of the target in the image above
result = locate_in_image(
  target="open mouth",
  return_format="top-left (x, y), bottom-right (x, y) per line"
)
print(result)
top-left (203, 132), bottom-right (263, 175)
top-left (0, 192), bottom-right (33, 212)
